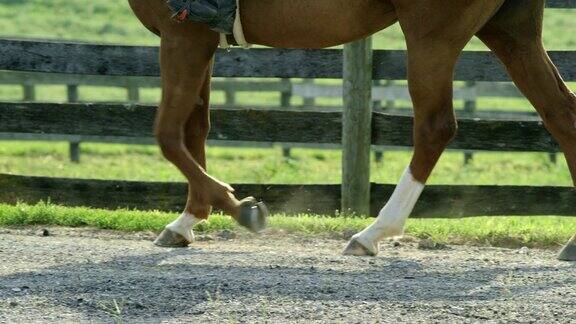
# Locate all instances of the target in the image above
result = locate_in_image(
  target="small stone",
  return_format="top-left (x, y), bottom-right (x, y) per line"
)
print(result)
top-left (9, 301), bottom-right (18, 307)
top-left (518, 246), bottom-right (530, 255)
top-left (41, 229), bottom-right (50, 237)
top-left (397, 235), bottom-right (418, 243)
top-left (342, 229), bottom-right (357, 240)
top-left (217, 229), bottom-right (237, 240)
top-left (197, 235), bottom-right (214, 242)
top-left (417, 239), bottom-right (448, 250)
top-left (11, 288), bottom-right (21, 292)
top-left (393, 241), bottom-right (401, 247)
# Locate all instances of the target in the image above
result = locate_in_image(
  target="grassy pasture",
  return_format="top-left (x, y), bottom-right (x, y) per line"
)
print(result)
top-left (0, 1), bottom-right (574, 247)
top-left (0, 142), bottom-right (573, 186)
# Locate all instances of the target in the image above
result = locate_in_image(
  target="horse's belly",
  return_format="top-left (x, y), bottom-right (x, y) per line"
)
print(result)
top-left (241, 0), bottom-right (397, 48)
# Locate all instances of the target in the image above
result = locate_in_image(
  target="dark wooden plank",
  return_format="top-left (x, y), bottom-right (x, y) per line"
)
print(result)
top-left (0, 102), bottom-right (157, 138)
top-left (0, 39), bottom-right (340, 78)
top-left (372, 51), bottom-right (576, 81)
top-left (0, 102), bottom-right (343, 144)
top-left (547, 0), bottom-right (576, 8)
top-left (374, 184), bottom-right (576, 218)
top-left (0, 102), bottom-right (560, 152)
top-left (380, 107), bottom-right (541, 120)
top-left (0, 174), bottom-right (574, 217)
top-left (372, 112), bottom-right (560, 152)
top-left (1, 39), bottom-right (575, 81)
top-left (0, 71), bottom-right (293, 93)
top-left (0, 39), bottom-right (160, 76)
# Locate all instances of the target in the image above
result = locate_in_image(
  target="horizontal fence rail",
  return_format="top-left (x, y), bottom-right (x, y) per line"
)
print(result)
top-left (547, 0), bottom-right (576, 7)
top-left (1, 39), bottom-right (575, 82)
top-left (1, 173), bottom-right (574, 217)
top-left (0, 102), bottom-right (558, 152)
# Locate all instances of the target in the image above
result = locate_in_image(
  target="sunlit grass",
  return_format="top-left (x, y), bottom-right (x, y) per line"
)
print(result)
top-left (1, 202), bottom-right (573, 248)
top-left (0, 142), bottom-right (572, 186)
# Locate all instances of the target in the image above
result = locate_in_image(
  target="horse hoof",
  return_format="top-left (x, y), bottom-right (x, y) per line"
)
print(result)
top-left (153, 228), bottom-right (192, 248)
top-left (238, 197), bottom-right (268, 233)
top-left (558, 236), bottom-right (576, 261)
top-left (342, 237), bottom-right (378, 256)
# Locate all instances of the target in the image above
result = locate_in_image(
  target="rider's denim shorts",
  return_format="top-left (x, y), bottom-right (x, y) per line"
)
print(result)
top-left (167, 0), bottom-right (236, 34)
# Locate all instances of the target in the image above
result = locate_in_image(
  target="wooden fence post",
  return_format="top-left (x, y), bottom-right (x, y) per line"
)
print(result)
top-left (67, 85), bottom-right (79, 102)
top-left (302, 79), bottom-right (316, 107)
top-left (372, 80), bottom-right (382, 110)
top-left (127, 85), bottom-right (140, 103)
top-left (67, 84), bottom-right (81, 163)
top-left (342, 37), bottom-right (373, 216)
top-left (385, 80), bottom-right (396, 110)
top-left (372, 80), bottom-right (394, 163)
top-left (224, 78), bottom-right (237, 106)
top-left (280, 78), bottom-right (292, 108)
top-left (23, 85), bottom-right (36, 101)
top-left (463, 81), bottom-right (476, 165)
top-left (281, 78), bottom-right (293, 158)
top-left (69, 141), bottom-right (81, 163)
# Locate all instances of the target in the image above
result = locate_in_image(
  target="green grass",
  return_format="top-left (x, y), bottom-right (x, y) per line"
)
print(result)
top-left (1, 201), bottom-right (573, 248)
top-left (0, 142), bottom-right (572, 186)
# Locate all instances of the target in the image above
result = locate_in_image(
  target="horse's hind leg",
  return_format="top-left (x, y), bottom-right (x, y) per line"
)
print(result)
top-left (154, 64), bottom-right (215, 247)
top-left (476, 1), bottom-right (576, 260)
top-left (344, 0), bottom-right (504, 256)
top-left (153, 26), bottom-right (264, 247)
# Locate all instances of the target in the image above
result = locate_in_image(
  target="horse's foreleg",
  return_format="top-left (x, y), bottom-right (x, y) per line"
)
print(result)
top-left (343, 44), bottom-right (459, 256)
top-left (477, 2), bottom-right (576, 260)
top-left (344, 0), bottom-right (503, 256)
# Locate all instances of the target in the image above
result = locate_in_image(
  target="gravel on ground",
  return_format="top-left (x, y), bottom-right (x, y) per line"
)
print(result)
top-left (0, 227), bottom-right (574, 323)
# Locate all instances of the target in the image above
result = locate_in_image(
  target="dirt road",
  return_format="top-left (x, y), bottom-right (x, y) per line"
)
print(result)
top-left (0, 227), bottom-right (574, 323)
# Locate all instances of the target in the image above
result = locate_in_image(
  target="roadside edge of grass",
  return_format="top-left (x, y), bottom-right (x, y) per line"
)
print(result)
top-left (0, 202), bottom-right (573, 249)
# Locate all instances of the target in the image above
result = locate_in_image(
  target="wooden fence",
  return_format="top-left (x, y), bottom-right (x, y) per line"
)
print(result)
top-left (0, 71), bottom-right (545, 164)
top-left (0, 1), bottom-right (575, 216)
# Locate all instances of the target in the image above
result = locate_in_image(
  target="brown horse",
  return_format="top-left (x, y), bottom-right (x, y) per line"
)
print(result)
top-left (128, 0), bottom-right (576, 260)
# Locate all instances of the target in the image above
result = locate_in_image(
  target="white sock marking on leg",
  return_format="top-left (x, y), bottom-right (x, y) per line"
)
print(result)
top-left (165, 212), bottom-right (202, 242)
top-left (355, 166), bottom-right (425, 251)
